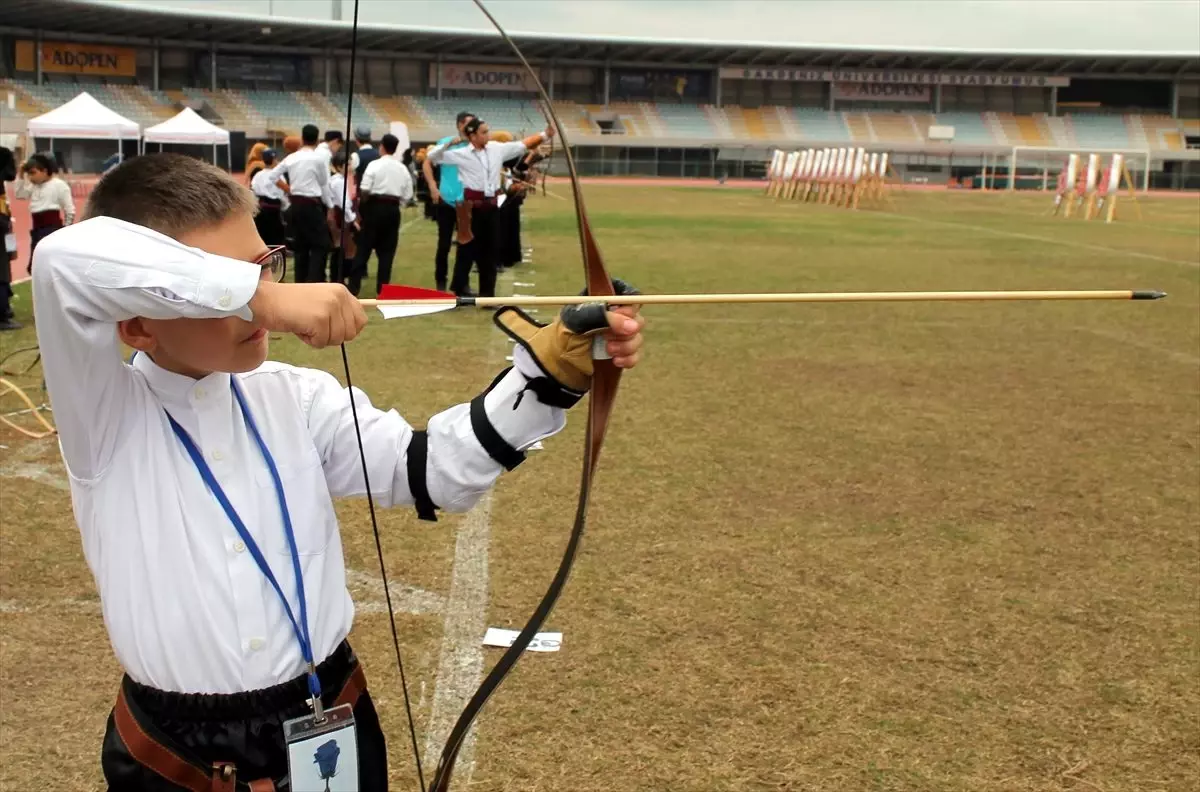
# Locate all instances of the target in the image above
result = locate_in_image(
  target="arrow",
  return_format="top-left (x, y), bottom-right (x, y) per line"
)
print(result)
top-left (363, 285), bottom-right (1166, 319)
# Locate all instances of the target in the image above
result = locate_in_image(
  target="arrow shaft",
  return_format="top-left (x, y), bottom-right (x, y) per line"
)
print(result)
top-left (361, 289), bottom-right (1164, 308)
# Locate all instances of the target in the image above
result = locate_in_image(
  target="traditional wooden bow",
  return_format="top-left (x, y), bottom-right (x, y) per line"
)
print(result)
top-left (335, 1), bottom-right (621, 790)
top-left (424, 4), bottom-right (620, 791)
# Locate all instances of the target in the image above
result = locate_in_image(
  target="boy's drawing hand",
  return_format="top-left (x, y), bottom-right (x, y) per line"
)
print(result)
top-left (250, 281), bottom-right (367, 348)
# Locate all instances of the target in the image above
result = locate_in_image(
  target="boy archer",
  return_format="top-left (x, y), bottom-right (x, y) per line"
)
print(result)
top-left (32, 153), bottom-right (644, 790)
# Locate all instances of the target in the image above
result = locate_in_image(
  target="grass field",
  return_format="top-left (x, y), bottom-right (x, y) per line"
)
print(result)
top-left (1, 185), bottom-right (1198, 791)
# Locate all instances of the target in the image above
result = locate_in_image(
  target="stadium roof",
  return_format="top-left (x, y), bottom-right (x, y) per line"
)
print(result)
top-left (1, 0), bottom-right (1197, 77)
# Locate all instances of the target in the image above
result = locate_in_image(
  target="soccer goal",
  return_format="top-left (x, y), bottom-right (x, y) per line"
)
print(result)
top-left (1008, 145), bottom-right (1152, 193)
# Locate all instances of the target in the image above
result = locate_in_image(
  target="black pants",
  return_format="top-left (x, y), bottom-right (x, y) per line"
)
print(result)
top-left (289, 200), bottom-right (330, 283)
top-left (450, 207), bottom-right (499, 298)
top-left (28, 222), bottom-right (63, 274)
top-left (500, 196), bottom-right (524, 267)
top-left (352, 200), bottom-right (400, 297)
top-left (101, 641), bottom-right (388, 791)
top-left (1, 212), bottom-right (13, 320)
top-left (254, 204), bottom-right (286, 247)
top-left (434, 200), bottom-right (457, 289)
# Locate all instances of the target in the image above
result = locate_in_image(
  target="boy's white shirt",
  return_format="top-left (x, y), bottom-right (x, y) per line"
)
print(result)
top-left (326, 172), bottom-right (355, 224)
top-left (32, 217), bottom-right (567, 695)
top-left (250, 167), bottom-right (288, 205)
top-left (15, 176), bottom-right (76, 223)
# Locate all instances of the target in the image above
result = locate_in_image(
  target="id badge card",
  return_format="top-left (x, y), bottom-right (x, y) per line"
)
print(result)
top-left (284, 704), bottom-right (359, 791)
top-left (3, 233), bottom-right (15, 254)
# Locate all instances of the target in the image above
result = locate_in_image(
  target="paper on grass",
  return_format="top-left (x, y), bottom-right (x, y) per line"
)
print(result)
top-left (483, 627), bottom-right (561, 652)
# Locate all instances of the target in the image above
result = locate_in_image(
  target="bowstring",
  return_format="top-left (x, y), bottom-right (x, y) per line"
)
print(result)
top-left (337, 2), bottom-right (427, 790)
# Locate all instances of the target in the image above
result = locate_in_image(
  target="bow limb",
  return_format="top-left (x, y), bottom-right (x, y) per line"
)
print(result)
top-left (425, 3), bottom-right (619, 791)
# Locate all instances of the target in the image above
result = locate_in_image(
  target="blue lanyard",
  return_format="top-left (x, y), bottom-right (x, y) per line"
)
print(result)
top-left (164, 377), bottom-right (321, 705)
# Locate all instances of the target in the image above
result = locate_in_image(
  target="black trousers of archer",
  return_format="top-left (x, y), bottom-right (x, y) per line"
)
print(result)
top-left (450, 207), bottom-right (499, 298)
top-left (100, 641), bottom-right (388, 791)
top-left (289, 201), bottom-right (330, 283)
top-left (499, 195), bottom-right (524, 268)
top-left (434, 200), bottom-right (457, 289)
top-left (253, 206), bottom-right (286, 247)
top-left (351, 200), bottom-right (400, 297)
top-left (1, 212), bottom-right (13, 320)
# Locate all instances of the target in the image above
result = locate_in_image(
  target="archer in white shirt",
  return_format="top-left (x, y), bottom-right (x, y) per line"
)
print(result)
top-left (426, 118), bottom-right (552, 297)
top-left (426, 119), bottom-right (552, 199)
top-left (263, 124), bottom-right (333, 282)
top-left (15, 153), bottom-right (75, 274)
top-left (351, 133), bottom-right (412, 297)
top-left (29, 151), bottom-right (646, 787)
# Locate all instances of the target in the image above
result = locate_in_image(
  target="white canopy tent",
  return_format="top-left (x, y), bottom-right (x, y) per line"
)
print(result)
top-left (26, 91), bottom-right (139, 161)
top-left (142, 107), bottom-right (230, 168)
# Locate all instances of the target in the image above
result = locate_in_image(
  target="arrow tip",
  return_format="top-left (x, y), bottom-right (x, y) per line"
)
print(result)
top-left (1132, 290), bottom-right (1167, 300)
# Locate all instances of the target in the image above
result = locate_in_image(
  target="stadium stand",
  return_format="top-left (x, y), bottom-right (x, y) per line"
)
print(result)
top-left (550, 101), bottom-right (595, 136)
top-left (412, 97), bottom-right (547, 135)
top-left (1066, 114), bottom-right (1136, 149)
top-left (1134, 115), bottom-right (1186, 150)
top-left (653, 104), bottom-right (721, 138)
top-left (788, 108), bottom-right (851, 143)
top-left (991, 113), bottom-right (1053, 146)
top-left (4, 74), bottom-right (1195, 153)
top-left (925, 112), bottom-right (1000, 146)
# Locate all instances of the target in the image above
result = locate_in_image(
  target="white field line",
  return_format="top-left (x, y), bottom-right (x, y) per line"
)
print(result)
top-left (0, 437), bottom-right (69, 491)
top-left (420, 265), bottom-right (522, 781)
top-left (876, 210), bottom-right (1199, 268)
top-left (344, 568), bottom-right (446, 616)
top-left (1075, 326), bottom-right (1200, 366)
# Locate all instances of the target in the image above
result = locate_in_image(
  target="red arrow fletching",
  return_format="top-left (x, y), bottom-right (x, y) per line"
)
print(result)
top-left (378, 284), bottom-right (457, 301)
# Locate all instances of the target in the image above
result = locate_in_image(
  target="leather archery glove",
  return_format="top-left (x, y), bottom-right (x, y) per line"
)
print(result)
top-left (493, 278), bottom-right (640, 394)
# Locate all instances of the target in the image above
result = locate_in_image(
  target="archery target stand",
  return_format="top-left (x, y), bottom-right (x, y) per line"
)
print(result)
top-left (1052, 152), bottom-right (1142, 224)
top-left (764, 148), bottom-right (897, 212)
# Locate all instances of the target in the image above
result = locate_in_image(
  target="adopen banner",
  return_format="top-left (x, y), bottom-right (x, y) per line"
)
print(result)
top-left (432, 62), bottom-right (536, 92)
top-left (834, 82), bottom-right (931, 102)
top-left (16, 39), bottom-right (136, 77)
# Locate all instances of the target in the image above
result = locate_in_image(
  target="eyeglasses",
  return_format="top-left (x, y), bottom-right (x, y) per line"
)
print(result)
top-left (255, 245), bottom-right (288, 283)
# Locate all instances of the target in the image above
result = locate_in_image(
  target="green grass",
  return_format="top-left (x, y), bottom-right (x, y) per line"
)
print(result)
top-left (1, 186), bottom-right (1198, 792)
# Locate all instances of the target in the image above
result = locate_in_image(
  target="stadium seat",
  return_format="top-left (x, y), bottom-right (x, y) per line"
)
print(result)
top-left (3, 77), bottom-right (1193, 156)
top-left (1067, 113), bottom-right (1133, 149)
top-left (653, 104), bottom-right (721, 138)
top-left (931, 112), bottom-right (1000, 146)
top-left (787, 108), bottom-right (852, 143)
top-left (1128, 114), bottom-right (1187, 151)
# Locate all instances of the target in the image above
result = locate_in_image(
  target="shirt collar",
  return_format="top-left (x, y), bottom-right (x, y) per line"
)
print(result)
top-left (132, 351), bottom-right (232, 411)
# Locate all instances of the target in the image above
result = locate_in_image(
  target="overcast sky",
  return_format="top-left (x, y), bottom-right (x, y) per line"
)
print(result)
top-left (111, 0), bottom-right (1200, 55)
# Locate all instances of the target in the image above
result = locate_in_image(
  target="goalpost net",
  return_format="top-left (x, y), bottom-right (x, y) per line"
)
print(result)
top-left (1008, 146), bottom-right (1152, 193)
